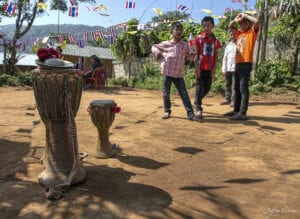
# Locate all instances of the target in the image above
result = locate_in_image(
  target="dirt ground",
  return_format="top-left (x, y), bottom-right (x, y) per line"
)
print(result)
top-left (0, 86), bottom-right (299, 219)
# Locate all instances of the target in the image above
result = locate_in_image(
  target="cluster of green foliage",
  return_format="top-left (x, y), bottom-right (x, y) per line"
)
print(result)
top-left (0, 72), bottom-right (32, 87)
top-left (251, 59), bottom-right (299, 94)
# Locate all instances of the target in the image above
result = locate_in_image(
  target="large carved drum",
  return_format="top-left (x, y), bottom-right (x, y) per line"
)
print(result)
top-left (32, 67), bottom-right (86, 196)
top-left (89, 100), bottom-right (120, 158)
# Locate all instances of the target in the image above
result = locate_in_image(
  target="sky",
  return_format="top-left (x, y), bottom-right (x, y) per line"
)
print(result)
top-left (0, 0), bottom-right (257, 28)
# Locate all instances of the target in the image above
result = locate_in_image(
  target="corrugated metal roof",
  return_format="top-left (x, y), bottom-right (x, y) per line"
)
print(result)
top-left (58, 44), bottom-right (116, 60)
top-left (0, 45), bottom-right (116, 66)
top-left (0, 52), bottom-right (37, 66)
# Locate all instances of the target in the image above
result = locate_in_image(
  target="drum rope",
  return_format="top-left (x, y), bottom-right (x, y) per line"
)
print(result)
top-left (45, 92), bottom-right (80, 200)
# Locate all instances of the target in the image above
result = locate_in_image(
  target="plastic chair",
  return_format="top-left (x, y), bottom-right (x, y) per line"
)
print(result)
top-left (86, 67), bottom-right (105, 89)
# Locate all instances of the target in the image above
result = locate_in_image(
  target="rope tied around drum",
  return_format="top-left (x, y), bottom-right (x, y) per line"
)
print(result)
top-left (45, 92), bottom-right (80, 201)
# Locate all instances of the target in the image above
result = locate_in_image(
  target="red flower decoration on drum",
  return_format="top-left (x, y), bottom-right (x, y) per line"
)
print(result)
top-left (111, 106), bottom-right (121, 113)
top-left (37, 48), bottom-right (60, 61)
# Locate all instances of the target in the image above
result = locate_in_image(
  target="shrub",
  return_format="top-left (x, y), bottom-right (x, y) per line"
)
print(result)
top-left (252, 59), bottom-right (292, 93)
top-left (0, 74), bottom-right (20, 86)
top-left (16, 71), bottom-right (33, 86)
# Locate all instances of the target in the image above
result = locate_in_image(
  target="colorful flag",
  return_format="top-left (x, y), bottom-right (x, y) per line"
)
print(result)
top-left (224, 7), bottom-right (233, 13)
top-left (137, 24), bottom-right (146, 30)
top-left (178, 5), bottom-right (189, 12)
top-left (125, 1), bottom-right (135, 9)
top-left (37, 2), bottom-right (47, 10)
top-left (97, 30), bottom-right (105, 39)
top-left (87, 4), bottom-right (107, 12)
top-left (201, 9), bottom-right (212, 15)
top-left (150, 22), bottom-right (158, 28)
top-left (109, 35), bottom-right (115, 44)
top-left (58, 35), bottom-right (64, 43)
top-left (69, 0), bottom-right (78, 6)
top-left (110, 27), bottom-right (117, 37)
top-left (68, 6), bottom-right (78, 17)
top-left (78, 39), bottom-right (84, 48)
top-left (83, 32), bottom-right (89, 41)
top-left (6, 1), bottom-right (16, 15)
top-left (68, 35), bottom-right (75, 43)
top-left (48, 41), bottom-right (55, 47)
top-left (152, 8), bottom-right (162, 16)
top-left (90, 31), bottom-right (97, 41)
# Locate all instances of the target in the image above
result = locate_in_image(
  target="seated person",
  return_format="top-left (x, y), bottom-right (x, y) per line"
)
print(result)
top-left (74, 57), bottom-right (84, 71)
top-left (84, 55), bottom-right (103, 87)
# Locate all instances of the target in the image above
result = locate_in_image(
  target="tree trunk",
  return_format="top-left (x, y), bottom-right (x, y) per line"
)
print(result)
top-left (260, 0), bottom-right (269, 62)
top-left (4, 2), bottom-right (37, 75)
top-left (255, 3), bottom-right (264, 69)
top-left (289, 34), bottom-right (299, 75)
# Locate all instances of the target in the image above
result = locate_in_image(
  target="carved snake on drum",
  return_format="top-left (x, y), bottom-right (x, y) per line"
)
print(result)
top-left (45, 93), bottom-right (80, 200)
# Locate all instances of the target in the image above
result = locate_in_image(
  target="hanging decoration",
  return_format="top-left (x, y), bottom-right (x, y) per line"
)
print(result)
top-left (125, 1), bottom-right (136, 9)
top-left (87, 4), bottom-right (107, 12)
top-left (201, 9), bottom-right (213, 15)
top-left (152, 8), bottom-right (162, 16)
top-left (78, 39), bottom-right (84, 48)
top-left (177, 5), bottom-right (189, 12)
top-left (68, 6), bottom-right (79, 17)
top-left (4, 1), bottom-right (17, 15)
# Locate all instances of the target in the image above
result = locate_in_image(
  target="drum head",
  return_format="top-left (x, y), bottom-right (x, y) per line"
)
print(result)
top-left (36, 59), bottom-right (74, 69)
top-left (90, 100), bottom-right (116, 106)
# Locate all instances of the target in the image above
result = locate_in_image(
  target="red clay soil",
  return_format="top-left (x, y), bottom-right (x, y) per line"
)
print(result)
top-left (0, 86), bottom-right (299, 219)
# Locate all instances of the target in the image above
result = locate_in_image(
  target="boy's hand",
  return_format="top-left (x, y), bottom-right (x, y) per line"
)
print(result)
top-left (235, 13), bottom-right (244, 22)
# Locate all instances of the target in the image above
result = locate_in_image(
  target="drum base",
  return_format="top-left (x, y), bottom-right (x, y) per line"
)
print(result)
top-left (93, 148), bottom-right (116, 159)
top-left (38, 166), bottom-right (86, 188)
top-left (93, 129), bottom-right (116, 159)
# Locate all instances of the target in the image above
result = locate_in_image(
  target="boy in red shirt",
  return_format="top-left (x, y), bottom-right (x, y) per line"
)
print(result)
top-left (224, 13), bottom-right (260, 120)
top-left (194, 16), bottom-right (222, 119)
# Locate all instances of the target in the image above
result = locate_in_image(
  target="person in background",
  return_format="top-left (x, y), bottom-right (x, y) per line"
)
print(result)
top-left (193, 16), bottom-right (222, 119)
top-left (74, 57), bottom-right (84, 71)
top-left (151, 21), bottom-right (198, 121)
top-left (0, 32), bottom-right (5, 38)
top-left (84, 55), bottom-right (103, 88)
top-left (223, 13), bottom-right (260, 121)
top-left (220, 28), bottom-right (237, 107)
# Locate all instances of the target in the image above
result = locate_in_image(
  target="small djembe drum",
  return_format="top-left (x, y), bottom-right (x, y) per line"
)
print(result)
top-left (89, 100), bottom-right (121, 158)
top-left (32, 67), bottom-right (86, 192)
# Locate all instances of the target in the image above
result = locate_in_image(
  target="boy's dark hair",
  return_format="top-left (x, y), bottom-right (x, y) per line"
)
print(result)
top-left (201, 16), bottom-right (215, 26)
top-left (170, 21), bottom-right (183, 32)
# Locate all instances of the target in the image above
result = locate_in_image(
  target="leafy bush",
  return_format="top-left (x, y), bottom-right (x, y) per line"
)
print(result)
top-left (15, 71), bottom-right (33, 86)
top-left (0, 72), bottom-right (33, 87)
top-left (251, 59), bottom-right (292, 93)
top-left (108, 77), bottom-right (128, 87)
top-left (0, 74), bottom-right (20, 86)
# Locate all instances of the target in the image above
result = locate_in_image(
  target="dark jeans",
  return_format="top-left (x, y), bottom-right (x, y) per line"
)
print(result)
top-left (163, 75), bottom-right (194, 118)
top-left (194, 69), bottom-right (212, 111)
top-left (225, 71), bottom-right (236, 102)
top-left (233, 63), bottom-right (252, 114)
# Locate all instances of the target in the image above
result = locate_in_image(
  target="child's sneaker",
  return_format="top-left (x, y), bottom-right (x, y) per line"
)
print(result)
top-left (223, 111), bottom-right (237, 117)
top-left (162, 111), bottom-right (171, 119)
top-left (229, 113), bottom-right (247, 121)
top-left (195, 110), bottom-right (203, 119)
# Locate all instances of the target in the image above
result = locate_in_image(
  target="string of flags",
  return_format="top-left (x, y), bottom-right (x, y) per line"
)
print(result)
top-left (2, 1), bottom-right (258, 51)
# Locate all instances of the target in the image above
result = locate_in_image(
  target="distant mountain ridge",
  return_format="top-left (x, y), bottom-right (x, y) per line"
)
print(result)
top-left (0, 24), bottom-right (106, 40)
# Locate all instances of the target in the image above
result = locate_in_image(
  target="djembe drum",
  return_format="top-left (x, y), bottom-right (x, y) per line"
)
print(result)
top-left (89, 100), bottom-right (120, 158)
top-left (32, 67), bottom-right (86, 198)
